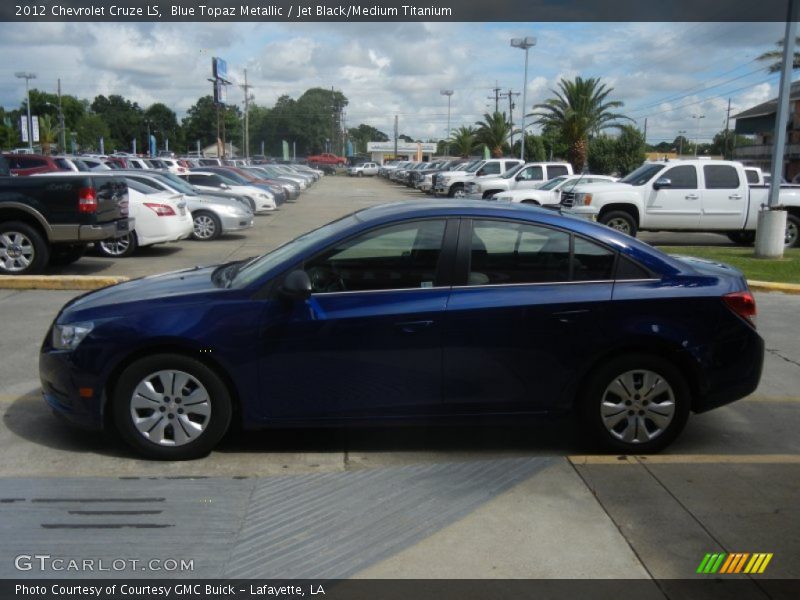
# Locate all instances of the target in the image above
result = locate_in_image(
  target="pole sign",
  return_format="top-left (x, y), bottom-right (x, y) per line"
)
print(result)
top-left (19, 116), bottom-right (28, 142)
top-left (31, 116), bottom-right (40, 142)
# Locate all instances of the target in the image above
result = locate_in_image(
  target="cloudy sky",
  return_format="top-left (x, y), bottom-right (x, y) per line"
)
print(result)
top-left (0, 20), bottom-right (791, 146)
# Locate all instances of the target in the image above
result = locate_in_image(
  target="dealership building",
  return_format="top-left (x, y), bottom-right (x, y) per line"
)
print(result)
top-left (367, 141), bottom-right (438, 164)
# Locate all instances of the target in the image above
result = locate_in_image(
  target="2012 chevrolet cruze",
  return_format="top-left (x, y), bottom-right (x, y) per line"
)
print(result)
top-left (40, 201), bottom-right (764, 459)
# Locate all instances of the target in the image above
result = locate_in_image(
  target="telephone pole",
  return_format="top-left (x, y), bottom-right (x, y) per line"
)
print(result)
top-left (487, 82), bottom-right (501, 114)
top-left (239, 69), bottom-right (253, 159)
top-left (393, 114), bottom-right (399, 158)
top-left (724, 97), bottom-right (732, 159)
top-left (500, 89), bottom-right (520, 150)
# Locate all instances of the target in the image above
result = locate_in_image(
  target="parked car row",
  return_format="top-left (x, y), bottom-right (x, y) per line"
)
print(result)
top-left (0, 157), bottom-right (322, 274)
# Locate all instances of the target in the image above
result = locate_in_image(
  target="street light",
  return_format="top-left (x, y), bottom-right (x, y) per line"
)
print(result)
top-left (678, 129), bottom-right (687, 157)
top-left (15, 71), bottom-right (36, 151)
top-left (511, 36), bottom-right (536, 161)
top-left (692, 115), bottom-right (705, 157)
top-left (440, 89), bottom-right (453, 156)
top-left (43, 101), bottom-right (65, 153)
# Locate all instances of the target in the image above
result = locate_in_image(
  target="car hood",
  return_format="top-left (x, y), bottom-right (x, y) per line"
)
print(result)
top-left (58, 266), bottom-right (222, 321)
top-left (570, 182), bottom-right (631, 194)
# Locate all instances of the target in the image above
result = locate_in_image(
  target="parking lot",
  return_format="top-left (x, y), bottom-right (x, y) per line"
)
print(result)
top-left (1, 175), bottom-right (798, 585)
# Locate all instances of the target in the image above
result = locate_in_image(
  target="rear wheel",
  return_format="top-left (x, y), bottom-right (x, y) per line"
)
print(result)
top-left (112, 354), bottom-right (232, 460)
top-left (0, 221), bottom-right (49, 275)
top-left (786, 213), bottom-right (800, 248)
top-left (192, 211), bottom-right (222, 241)
top-left (95, 232), bottom-right (138, 258)
top-left (580, 354), bottom-right (690, 453)
top-left (599, 210), bottom-right (638, 237)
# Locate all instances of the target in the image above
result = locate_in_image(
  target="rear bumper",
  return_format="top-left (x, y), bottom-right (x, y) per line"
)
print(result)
top-left (79, 218), bottom-right (132, 241)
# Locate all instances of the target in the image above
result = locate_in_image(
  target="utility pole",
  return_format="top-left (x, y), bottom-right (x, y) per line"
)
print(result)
top-left (488, 82), bottom-right (501, 114)
top-left (724, 97), bottom-right (732, 159)
top-left (678, 130), bottom-right (687, 157)
top-left (643, 118), bottom-right (648, 146)
top-left (500, 89), bottom-right (520, 150)
top-left (239, 68), bottom-right (253, 159)
top-left (394, 114), bottom-right (398, 158)
top-left (692, 114), bottom-right (705, 157)
top-left (57, 78), bottom-right (65, 152)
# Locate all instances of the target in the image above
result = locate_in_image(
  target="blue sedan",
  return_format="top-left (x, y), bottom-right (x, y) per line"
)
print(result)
top-left (40, 201), bottom-right (764, 459)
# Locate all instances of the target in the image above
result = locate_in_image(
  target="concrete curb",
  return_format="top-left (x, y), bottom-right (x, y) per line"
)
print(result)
top-left (0, 275), bottom-right (129, 290)
top-left (748, 280), bottom-right (800, 294)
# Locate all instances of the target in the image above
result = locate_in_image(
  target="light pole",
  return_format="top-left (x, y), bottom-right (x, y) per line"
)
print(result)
top-left (678, 129), bottom-right (687, 157)
top-left (440, 89), bottom-right (453, 156)
top-left (44, 101), bottom-right (65, 153)
top-left (511, 36), bottom-right (536, 161)
top-left (692, 115), bottom-right (705, 156)
top-left (15, 72), bottom-right (36, 151)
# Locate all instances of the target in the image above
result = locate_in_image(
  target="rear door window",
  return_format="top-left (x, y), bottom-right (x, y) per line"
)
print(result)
top-left (703, 165), bottom-right (740, 189)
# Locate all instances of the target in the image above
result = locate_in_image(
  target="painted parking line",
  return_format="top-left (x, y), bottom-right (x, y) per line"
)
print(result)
top-left (569, 454), bottom-right (800, 465)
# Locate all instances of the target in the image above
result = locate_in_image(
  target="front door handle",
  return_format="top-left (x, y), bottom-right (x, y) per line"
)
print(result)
top-left (685, 194), bottom-right (700, 200)
top-left (729, 194), bottom-right (743, 200)
top-left (395, 320), bottom-right (434, 333)
top-left (551, 309), bottom-right (590, 323)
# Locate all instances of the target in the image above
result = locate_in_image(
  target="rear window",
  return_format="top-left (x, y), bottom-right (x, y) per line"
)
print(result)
top-left (745, 169), bottom-right (760, 184)
top-left (704, 165), bottom-right (740, 189)
top-left (547, 165), bottom-right (570, 178)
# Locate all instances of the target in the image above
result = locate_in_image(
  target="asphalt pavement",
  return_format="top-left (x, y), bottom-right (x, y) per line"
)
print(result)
top-left (0, 176), bottom-right (797, 587)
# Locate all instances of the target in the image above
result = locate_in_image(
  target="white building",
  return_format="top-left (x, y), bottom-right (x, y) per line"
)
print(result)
top-left (367, 141), bottom-right (437, 164)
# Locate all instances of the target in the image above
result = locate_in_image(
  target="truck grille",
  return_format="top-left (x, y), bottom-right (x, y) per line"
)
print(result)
top-left (561, 191), bottom-right (576, 207)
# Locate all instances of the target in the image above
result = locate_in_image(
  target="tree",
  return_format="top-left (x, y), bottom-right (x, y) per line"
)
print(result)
top-left (614, 125), bottom-right (646, 175)
top-left (348, 124), bottom-right (388, 154)
top-left (587, 135), bottom-right (617, 175)
top-left (448, 126), bottom-right (478, 157)
top-left (182, 95), bottom-right (241, 154)
top-left (757, 37), bottom-right (800, 73)
top-left (475, 111), bottom-right (511, 157)
top-left (0, 110), bottom-right (21, 149)
top-left (91, 94), bottom-right (144, 151)
top-left (513, 134), bottom-right (547, 161)
top-left (37, 114), bottom-right (57, 154)
top-left (26, 89), bottom-right (86, 133)
top-left (531, 76), bottom-right (630, 172)
top-left (295, 88), bottom-right (349, 154)
top-left (75, 113), bottom-right (111, 151)
top-left (145, 103), bottom-right (182, 152)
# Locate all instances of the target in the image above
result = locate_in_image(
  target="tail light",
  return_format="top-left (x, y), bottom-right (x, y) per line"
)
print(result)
top-left (78, 187), bottom-right (97, 213)
top-left (143, 202), bottom-right (176, 216)
top-left (723, 291), bottom-right (757, 328)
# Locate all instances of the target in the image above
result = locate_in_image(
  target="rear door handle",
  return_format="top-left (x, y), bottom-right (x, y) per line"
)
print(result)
top-left (729, 194), bottom-right (743, 200)
top-left (551, 309), bottom-right (590, 323)
top-left (395, 320), bottom-right (435, 333)
top-left (685, 194), bottom-right (700, 200)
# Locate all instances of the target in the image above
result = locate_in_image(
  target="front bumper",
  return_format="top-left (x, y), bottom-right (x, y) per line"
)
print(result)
top-left (219, 213), bottom-right (254, 233)
top-left (561, 206), bottom-right (599, 221)
top-left (40, 347), bottom-right (104, 431)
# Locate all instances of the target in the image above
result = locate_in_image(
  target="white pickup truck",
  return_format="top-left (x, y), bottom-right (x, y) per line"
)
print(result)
top-left (433, 158), bottom-right (523, 197)
top-left (562, 159), bottom-right (800, 247)
top-left (465, 161), bottom-right (573, 199)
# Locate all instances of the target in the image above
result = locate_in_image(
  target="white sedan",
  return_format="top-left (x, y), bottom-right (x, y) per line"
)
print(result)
top-left (179, 171), bottom-right (277, 213)
top-left (95, 180), bottom-right (193, 258)
top-left (491, 174), bottom-right (618, 206)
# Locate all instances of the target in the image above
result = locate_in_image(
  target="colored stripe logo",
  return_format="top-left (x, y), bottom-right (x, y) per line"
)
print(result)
top-left (697, 553), bottom-right (773, 574)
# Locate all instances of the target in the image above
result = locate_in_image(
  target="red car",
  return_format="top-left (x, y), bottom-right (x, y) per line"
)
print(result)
top-left (3, 154), bottom-right (66, 176)
top-left (306, 152), bottom-right (346, 167)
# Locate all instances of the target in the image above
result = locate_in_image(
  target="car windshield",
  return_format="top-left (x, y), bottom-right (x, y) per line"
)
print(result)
top-left (465, 161), bottom-right (484, 173)
top-left (500, 163), bottom-right (526, 179)
top-left (210, 169), bottom-right (249, 184)
top-left (156, 172), bottom-right (198, 195)
top-left (231, 213), bottom-right (358, 288)
top-left (539, 176), bottom-right (570, 190)
top-left (620, 163), bottom-right (664, 186)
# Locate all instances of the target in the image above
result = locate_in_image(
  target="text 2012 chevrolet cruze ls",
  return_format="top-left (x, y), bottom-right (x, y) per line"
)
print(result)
top-left (40, 201), bottom-right (764, 459)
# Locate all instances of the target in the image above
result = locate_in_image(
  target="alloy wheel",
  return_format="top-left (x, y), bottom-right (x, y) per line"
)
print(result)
top-left (99, 235), bottom-right (132, 257)
top-left (600, 369), bottom-right (676, 444)
top-left (0, 231), bottom-right (35, 273)
top-left (194, 215), bottom-right (217, 239)
top-left (605, 217), bottom-right (632, 234)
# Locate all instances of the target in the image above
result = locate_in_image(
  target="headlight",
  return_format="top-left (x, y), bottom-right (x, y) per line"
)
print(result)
top-left (53, 322), bottom-right (94, 351)
top-left (578, 193), bottom-right (593, 206)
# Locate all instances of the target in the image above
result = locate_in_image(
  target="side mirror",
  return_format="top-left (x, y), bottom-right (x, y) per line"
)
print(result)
top-left (653, 177), bottom-right (672, 190)
top-left (476, 169), bottom-right (485, 176)
top-left (280, 270), bottom-right (312, 300)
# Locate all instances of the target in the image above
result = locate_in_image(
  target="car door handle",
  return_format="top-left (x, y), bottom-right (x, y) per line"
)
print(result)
top-left (551, 309), bottom-right (590, 323)
top-left (395, 320), bottom-right (435, 333)
top-left (685, 194), bottom-right (700, 200)
top-left (729, 194), bottom-right (743, 200)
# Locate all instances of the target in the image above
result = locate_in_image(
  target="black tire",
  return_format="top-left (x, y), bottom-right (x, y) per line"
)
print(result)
top-left (112, 354), bottom-right (233, 460)
top-left (243, 196), bottom-right (256, 212)
top-left (521, 200), bottom-right (540, 206)
top-left (599, 210), bottom-right (638, 237)
top-left (94, 232), bottom-right (138, 258)
top-left (448, 183), bottom-right (465, 198)
top-left (786, 213), bottom-right (800, 248)
top-left (726, 231), bottom-right (756, 246)
top-left (357, 171), bottom-right (363, 177)
top-left (192, 211), bottom-right (222, 241)
top-left (579, 354), bottom-right (690, 454)
top-left (48, 244), bottom-right (87, 266)
top-left (0, 221), bottom-right (50, 275)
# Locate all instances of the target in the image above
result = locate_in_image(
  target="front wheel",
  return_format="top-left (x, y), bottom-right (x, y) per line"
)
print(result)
top-left (580, 354), bottom-right (690, 454)
top-left (192, 211), bottom-right (222, 241)
top-left (112, 354), bottom-right (233, 460)
top-left (599, 210), bottom-right (638, 237)
top-left (448, 184), bottom-right (465, 198)
top-left (95, 232), bottom-right (138, 258)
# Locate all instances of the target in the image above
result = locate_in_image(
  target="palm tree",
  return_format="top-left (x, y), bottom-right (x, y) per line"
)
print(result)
top-left (530, 76), bottom-right (630, 172)
top-left (449, 126), bottom-right (478, 158)
top-left (475, 112), bottom-right (511, 157)
top-left (757, 38), bottom-right (800, 73)
top-left (38, 114), bottom-right (58, 155)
